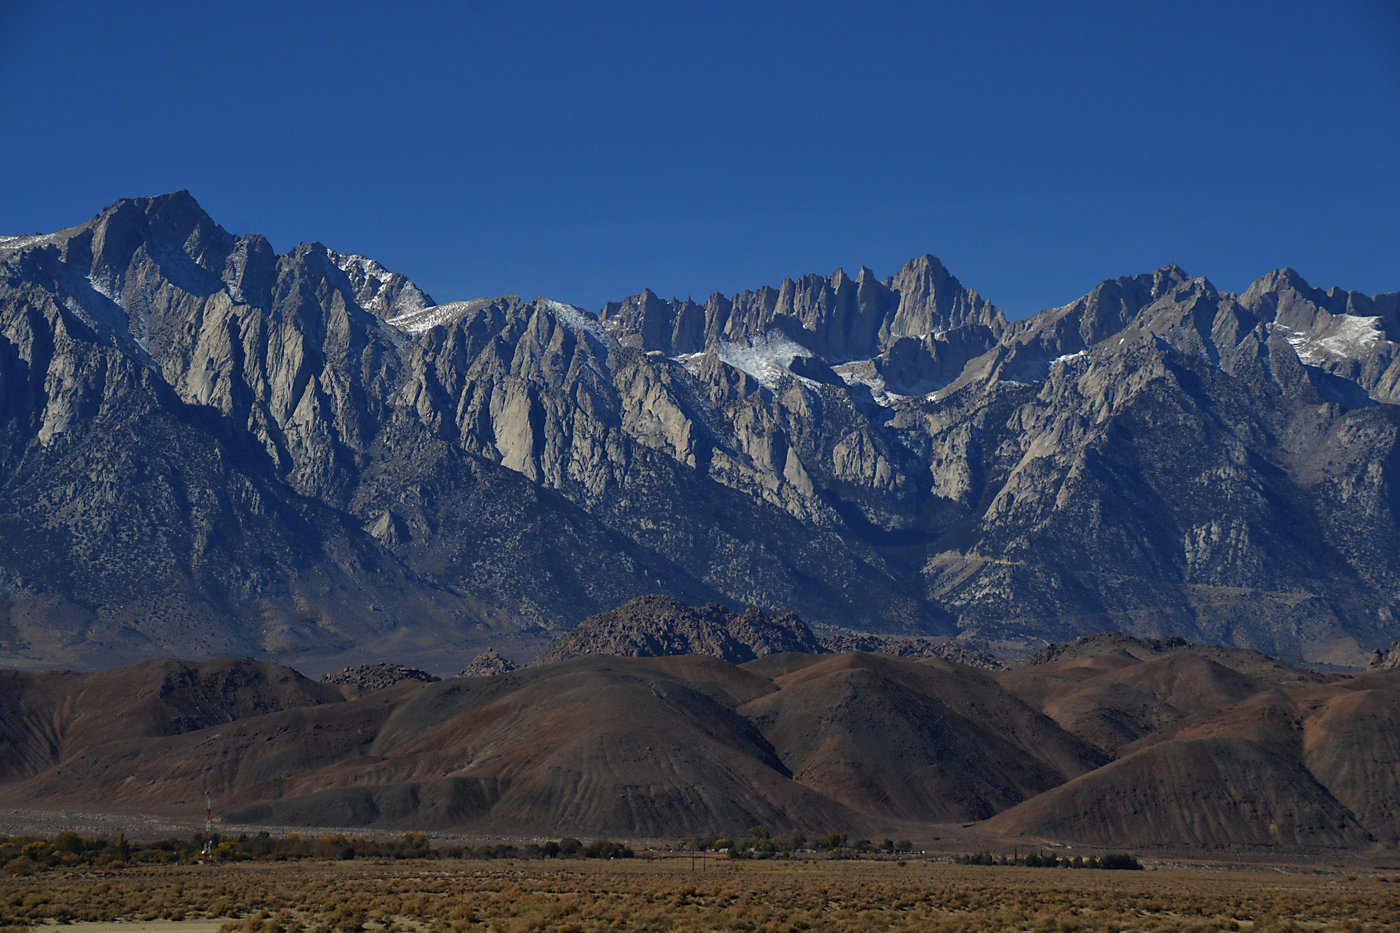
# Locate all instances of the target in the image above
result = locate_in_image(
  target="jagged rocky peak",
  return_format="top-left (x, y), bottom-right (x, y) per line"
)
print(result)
top-left (1023, 264), bottom-right (1197, 340)
top-left (131, 189), bottom-right (218, 239)
top-left (598, 253), bottom-right (1007, 364)
top-left (386, 294), bottom-right (609, 348)
top-left (597, 287), bottom-right (703, 355)
top-left (90, 189), bottom-right (214, 244)
top-left (1239, 267), bottom-right (1330, 331)
top-left (1243, 266), bottom-right (1311, 299)
top-left (33, 190), bottom-right (234, 311)
top-left (1149, 262), bottom-right (1194, 292)
top-left (62, 191), bottom-right (437, 327)
top-left (1241, 266), bottom-right (1399, 327)
top-left (986, 263), bottom-right (1276, 390)
top-left (881, 253), bottom-right (1006, 340)
top-left (1232, 267), bottom-right (1400, 402)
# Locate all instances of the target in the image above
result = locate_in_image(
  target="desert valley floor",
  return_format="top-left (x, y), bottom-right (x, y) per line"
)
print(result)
top-left (5, 856), bottom-right (1400, 933)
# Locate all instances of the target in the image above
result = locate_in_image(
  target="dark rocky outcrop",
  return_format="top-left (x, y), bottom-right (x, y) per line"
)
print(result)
top-left (532, 595), bottom-right (1006, 670)
top-left (818, 633), bottom-right (1004, 670)
top-left (532, 594), bottom-right (824, 666)
top-left (322, 663), bottom-right (440, 695)
top-left (459, 648), bottom-right (517, 677)
top-left (1370, 641), bottom-right (1400, 671)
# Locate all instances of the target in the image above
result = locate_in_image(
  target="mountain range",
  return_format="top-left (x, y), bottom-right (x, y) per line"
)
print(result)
top-left (2, 636), bottom-right (1397, 855)
top-left (2, 191), bottom-right (1398, 673)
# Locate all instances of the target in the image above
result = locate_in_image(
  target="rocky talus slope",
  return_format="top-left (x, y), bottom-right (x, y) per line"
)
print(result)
top-left (2, 192), bottom-right (1398, 671)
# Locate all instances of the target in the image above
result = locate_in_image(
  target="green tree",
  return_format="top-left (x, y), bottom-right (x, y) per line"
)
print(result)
top-left (53, 831), bottom-right (84, 855)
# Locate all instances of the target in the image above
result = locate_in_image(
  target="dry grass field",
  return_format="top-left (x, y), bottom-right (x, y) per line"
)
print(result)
top-left (3, 856), bottom-right (1399, 933)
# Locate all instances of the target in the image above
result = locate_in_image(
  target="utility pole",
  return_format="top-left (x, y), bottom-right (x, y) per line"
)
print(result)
top-left (201, 786), bottom-right (214, 863)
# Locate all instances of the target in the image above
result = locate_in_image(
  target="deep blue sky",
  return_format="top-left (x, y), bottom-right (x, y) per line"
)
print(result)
top-left (3, 1), bottom-right (1397, 318)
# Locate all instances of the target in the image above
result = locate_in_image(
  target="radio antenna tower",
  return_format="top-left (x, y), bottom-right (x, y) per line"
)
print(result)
top-left (201, 786), bottom-right (214, 863)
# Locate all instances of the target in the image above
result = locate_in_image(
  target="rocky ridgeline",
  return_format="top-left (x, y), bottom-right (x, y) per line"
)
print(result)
top-left (597, 254), bottom-right (1006, 384)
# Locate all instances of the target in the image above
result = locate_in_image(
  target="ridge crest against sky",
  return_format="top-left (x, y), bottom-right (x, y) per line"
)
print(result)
top-left (2, 0), bottom-right (1396, 319)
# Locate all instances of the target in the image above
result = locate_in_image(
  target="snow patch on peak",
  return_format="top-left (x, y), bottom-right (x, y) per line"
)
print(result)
top-left (0, 232), bottom-right (61, 252)
top-left (333, 251), bottom-right (391, 281)
top-left (539, 299), bottom-right (619, 371)
top-left (1281, 314), bottom-right (1388, 364)
top-left (329, 249), bottom-right (432, 319)
top-left (713, 332), bottom-right (815, 390)
top-left (541, 298), bottom-right (609, 341)
top-left (388, 299), bottom-right (493, 334)
top-left (87, 271), bottom-right (120, 304)
top-left (832, 360), bottom-right (919, 408)
top-left (1052, 350), bottom-right (1088, 366)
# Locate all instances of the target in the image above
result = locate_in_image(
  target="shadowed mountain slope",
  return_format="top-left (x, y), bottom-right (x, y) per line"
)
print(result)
top-left (996, 634), bottom-right (1337, 756)
top-left (0, 658), bottom-right (342, 783)
top-left (984, 639), bottom-right (1400, 851)
top-left (737, 652), bottom-right (1105, 822)
top-left (1301, 672), bottom-right (1400, 846)
top-left (983, 730), bottom-right (1374, 850)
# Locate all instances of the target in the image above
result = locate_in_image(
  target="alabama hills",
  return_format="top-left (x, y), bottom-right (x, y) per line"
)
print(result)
top-left (2, 613), bottom-right (1398, 856)
top-left (2, 191), bottom-right (1399, 675)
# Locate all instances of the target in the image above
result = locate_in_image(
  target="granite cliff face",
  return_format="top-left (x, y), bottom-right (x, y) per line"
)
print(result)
top-left (1, 193), bottom-right (1397, 671)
